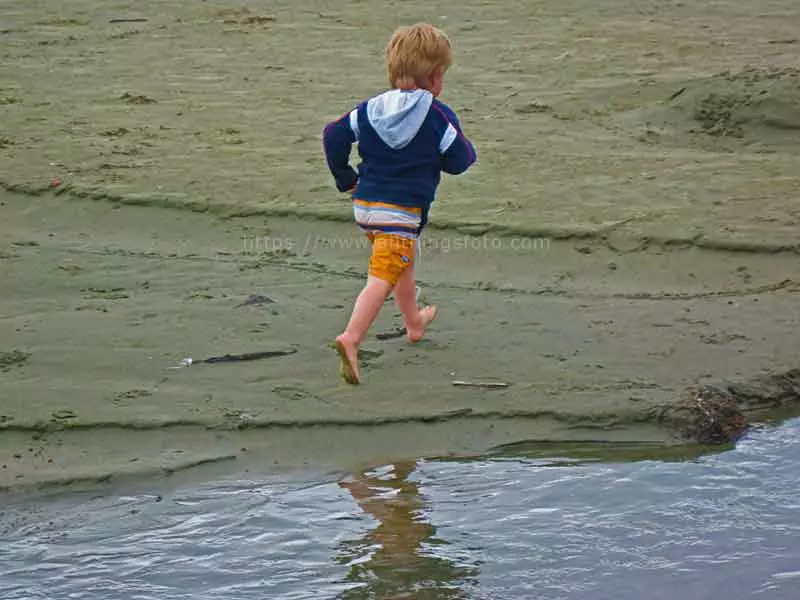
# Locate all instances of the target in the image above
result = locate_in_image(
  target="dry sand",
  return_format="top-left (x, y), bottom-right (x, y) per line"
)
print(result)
top-left (1, 0), bottom-right (799, 490)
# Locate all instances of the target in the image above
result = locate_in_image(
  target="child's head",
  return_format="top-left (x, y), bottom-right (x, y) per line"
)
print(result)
top-left (386, 23), bottom-right (452, 96)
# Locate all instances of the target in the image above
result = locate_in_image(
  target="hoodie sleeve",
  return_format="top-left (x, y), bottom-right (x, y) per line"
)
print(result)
top-left (322, 108), bottom-right (360, 192)
top-left (434, 102), bottom-right (477, 175)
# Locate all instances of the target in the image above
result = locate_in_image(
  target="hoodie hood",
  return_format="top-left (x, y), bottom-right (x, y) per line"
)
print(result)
top-left (366, 89), bottom-right (433, 150)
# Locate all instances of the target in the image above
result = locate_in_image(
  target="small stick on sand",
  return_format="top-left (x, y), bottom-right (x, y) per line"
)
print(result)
top-left (109, 18), bottom-right (148, 24)
top-left (201, 349), bottom-right (297, 363)
top-left (169, 349), bottom-right (297, 368)
top-left (452, 380), bottom-right (510, 389)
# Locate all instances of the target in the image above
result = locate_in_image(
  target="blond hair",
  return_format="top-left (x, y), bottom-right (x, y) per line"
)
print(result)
top-left (386, 23), bottom-right (453, 90)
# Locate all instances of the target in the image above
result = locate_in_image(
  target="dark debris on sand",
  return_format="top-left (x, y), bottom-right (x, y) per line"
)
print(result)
top-left (655, 368), bottom-right (800, 444)
top-left (0, 350), bottom-right (31, 372)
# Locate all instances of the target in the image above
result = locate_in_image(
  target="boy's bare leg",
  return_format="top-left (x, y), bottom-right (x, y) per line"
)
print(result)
top-left (393, 266), bottom-right (437, 343)
top-left (336, 276), bottom-right (392, 384)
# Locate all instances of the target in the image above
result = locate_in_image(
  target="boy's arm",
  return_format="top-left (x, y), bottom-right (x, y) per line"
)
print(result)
top-left (322, 108), bottom-right (360, 192)
top-left (434, 103), bottom-right (477, 175)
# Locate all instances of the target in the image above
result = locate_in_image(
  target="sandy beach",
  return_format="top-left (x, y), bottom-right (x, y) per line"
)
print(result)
top-left (1, 0), bottom-right (798, 490)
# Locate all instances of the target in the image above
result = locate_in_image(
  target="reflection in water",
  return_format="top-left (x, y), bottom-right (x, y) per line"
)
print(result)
top-left (336, 460), bottom-right (478, 599)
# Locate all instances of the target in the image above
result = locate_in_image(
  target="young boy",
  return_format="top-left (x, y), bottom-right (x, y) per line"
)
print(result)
top-left (322, 23), bottom-right (477, 384)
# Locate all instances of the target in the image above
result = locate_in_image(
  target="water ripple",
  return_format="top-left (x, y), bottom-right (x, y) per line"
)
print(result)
top-left (1, 420), bottom-right (798, 599)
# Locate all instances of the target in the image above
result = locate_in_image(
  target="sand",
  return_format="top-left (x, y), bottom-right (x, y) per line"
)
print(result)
top-left (1, 0), bottom-right (799, 490)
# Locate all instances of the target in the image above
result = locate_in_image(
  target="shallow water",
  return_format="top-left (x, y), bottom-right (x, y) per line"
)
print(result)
top-left (2, 419), bottom-right (799, 600)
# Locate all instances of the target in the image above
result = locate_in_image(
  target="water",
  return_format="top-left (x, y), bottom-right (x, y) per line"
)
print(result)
top-left (2, 419), bottom-right (799, 600)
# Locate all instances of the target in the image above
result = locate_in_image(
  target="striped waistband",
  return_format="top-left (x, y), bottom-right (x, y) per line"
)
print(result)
top-left (353, 199), bottom-right (422, 238)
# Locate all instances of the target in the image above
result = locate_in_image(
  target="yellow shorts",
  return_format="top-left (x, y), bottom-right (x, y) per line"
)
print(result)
top-left (366, 232), bottom-right (416, 287)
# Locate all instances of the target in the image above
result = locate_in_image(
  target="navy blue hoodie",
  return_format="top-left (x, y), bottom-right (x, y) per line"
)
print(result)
top-left (322, 89), bottom-right (476, 227)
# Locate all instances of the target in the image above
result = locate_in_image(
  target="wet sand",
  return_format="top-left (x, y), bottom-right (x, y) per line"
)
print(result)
top-left (2, 192), bottom-right (798, 489)
top-left (1, 0), bottom-right (799, 489)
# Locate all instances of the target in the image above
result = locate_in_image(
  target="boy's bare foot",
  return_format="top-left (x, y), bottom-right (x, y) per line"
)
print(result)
top-left (407, 304), bottom-right (437, 343)
top-left (335, 334), bottom-right (360, 385)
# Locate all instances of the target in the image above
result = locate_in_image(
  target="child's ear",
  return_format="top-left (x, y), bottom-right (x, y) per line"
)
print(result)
top-left (429, 70), bottom-right (445, 97)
